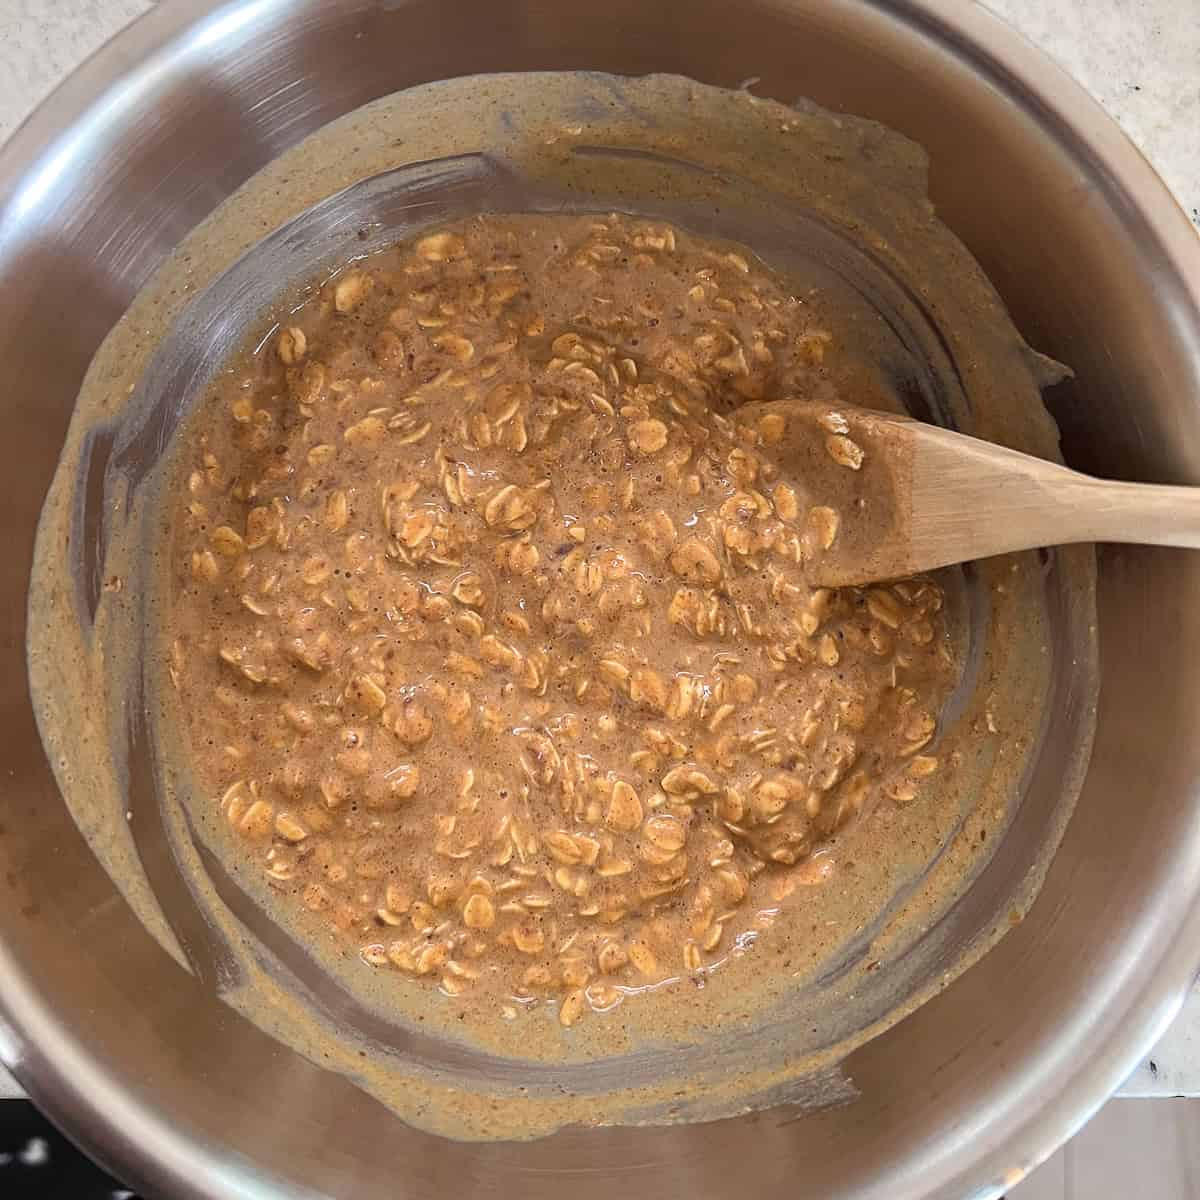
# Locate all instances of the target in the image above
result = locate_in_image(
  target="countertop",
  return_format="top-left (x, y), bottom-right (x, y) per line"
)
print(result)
top-left (0, 0), bottom-right (1196, 1105)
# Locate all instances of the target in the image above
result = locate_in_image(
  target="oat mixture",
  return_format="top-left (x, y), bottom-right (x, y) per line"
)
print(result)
top-left (167, 214), bottom-right (958, 1029)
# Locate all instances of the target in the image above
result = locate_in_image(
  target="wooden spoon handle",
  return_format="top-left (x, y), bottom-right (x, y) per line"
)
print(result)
top-left (1059, 477), bottom-right (1200, 550)
top-left (908, 422), bottom-right (1200, 563)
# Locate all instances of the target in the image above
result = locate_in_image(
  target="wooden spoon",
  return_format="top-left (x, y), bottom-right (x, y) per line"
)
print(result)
top-left (741, 399), bottom-right (1200, 588)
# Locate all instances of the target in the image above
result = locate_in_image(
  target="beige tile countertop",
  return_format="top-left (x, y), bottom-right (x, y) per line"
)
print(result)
top-left (0, 0), bottom-right (1197, 1106)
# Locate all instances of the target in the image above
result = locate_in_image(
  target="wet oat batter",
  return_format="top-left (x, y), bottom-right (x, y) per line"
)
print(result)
top-left (30, 72), bottom-right (1095, 1138)
top-left (168, 213), bottom-right (957, 1027)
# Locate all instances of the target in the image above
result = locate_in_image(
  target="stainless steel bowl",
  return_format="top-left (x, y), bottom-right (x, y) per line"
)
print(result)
top-left (2, 2), bottom-right (1199, 1197)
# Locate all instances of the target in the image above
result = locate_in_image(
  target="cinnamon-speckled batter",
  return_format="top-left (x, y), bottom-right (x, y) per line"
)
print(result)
top-left (167, 213), bottom-right (957, 1028)
top-left (29, 72), bottom-right (1095, 1140)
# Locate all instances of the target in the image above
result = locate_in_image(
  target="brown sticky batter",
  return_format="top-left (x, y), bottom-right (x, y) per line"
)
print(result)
top-left (29, 72), bottom-right (1096, 1139)
top-left (167, 213), bottom-right (957, 1028)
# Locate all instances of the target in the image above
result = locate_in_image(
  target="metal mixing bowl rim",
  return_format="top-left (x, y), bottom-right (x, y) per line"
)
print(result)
top-left (1, 1), bottom-right (1199, 1196)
